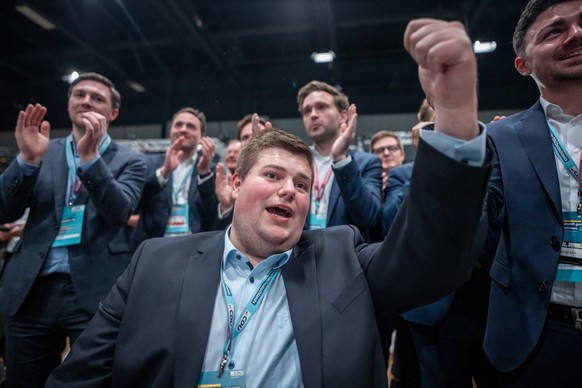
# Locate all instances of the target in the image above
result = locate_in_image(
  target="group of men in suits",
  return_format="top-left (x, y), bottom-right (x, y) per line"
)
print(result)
top-left (2, 0), bottom-right (582, 386)
top-left (43, 16), bottom-right (492, 387)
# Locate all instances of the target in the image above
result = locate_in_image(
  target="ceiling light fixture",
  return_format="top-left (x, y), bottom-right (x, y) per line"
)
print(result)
top-left (62, 71), bottom-right (79, 84)
top-left (311, 50), bottom-right (335, 64)
top-left (473, 40), bottom-right (497, 54)
top-left (15, 5), bottom-right (56, 31)
top-left (127, 80), bottom-right (146, 93)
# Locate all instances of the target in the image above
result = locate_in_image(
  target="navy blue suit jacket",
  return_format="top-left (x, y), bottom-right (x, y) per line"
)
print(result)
top-left (382, 162), bottom-right (455, 325)
top-left (0, 138), bottom-right (146, 315)
top-left (307, 149), bottom-right (382, 240)
top-left (485, 101), bottom-right (563, 372)
top-left (381, 162), bottom-right (413, 237)
top-left (132, 153), bottom-right (219, 246)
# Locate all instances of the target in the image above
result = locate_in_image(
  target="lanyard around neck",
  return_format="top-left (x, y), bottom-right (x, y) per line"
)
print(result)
top-left (313, 161), bottom-right (333, 210)
top-left (217, 255), bottom-right (282, 378)
top-left (65, 134), bottom-right (111, 205)
top-left (547, 120), bottom-right (582, 215)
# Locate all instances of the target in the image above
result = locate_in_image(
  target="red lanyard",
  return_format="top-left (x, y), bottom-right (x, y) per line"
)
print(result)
top-left (313, 162), bottom-right (333, 207)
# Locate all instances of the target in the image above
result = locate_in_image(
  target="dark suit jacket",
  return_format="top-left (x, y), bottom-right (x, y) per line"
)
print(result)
top-left (47, 140), bottom-right (490, 387)
top-left (0, 137), bottom-right (146, 315)
top-left (380, 162), bottom-right (456, 325)
top-left (132, 153), bottom-right (219, 246)
top-left (307, 149), bottom-right (382, 241)
top-left (484, 101), bottom-right (563, 372)
top-left (0, 166), bottom-right (38, 224)
top-left (381, 162), bottom-right (413, 237)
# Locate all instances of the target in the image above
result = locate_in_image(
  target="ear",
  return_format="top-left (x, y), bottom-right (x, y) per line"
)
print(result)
top-left (515, 56), bottom-right (532, 77)
top-left (231, 173), bottom-right (241, 200)
top-left (109, 108), bottom-right (120, 122)
top-left (339, 109), bottom-right (349, 124)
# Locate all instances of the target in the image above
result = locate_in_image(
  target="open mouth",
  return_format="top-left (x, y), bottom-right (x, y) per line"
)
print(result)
top-left (561, 49), bottom-right (582, 60)
top-left (267, 206), bottom-right (292, 218)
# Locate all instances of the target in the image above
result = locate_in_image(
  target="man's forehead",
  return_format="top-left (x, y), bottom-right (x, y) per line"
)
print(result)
top-left (173, 112), bottom-right (200, 126)
top-left (376, 136), bottom-right (398, 144)
top-left (71, 80), bottom-right (109, 93)
top-left (258, 147), bottom-right (310, 169)
top-left (303, 90), bottom-right (334, 106)
top-left (530, 1), bottom-right (582, 32)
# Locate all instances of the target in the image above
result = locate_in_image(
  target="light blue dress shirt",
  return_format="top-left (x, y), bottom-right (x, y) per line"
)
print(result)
top-left (200, 230), bottom-right (303, 388)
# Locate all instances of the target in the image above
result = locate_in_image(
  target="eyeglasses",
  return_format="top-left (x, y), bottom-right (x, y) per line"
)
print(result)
top-left (372, 145), bottom-right (401, 155)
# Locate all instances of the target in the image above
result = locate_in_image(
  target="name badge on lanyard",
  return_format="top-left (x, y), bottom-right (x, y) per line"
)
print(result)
top-left (165, 203), bottom-right (190, 235)
top-left (549, 121), bottom-right (582, 282)
top-left (198, 370), bottom-right (246, 388)
top-left (51, 134), bottom-right (110, 248)
top-left (52, 204), bottom-right (85, 248)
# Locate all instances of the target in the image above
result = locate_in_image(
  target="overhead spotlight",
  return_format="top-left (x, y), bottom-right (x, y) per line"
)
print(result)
top-left (311, 50), bottom-right (335, 64)
top-left (15, 5), bottom-right (56, 30)
top-left (62, 71), bottom-right (79, 84)
top-left (473, 40), bottom-right (497, 54)
top-left (127, 80), bottom-right (146, 93)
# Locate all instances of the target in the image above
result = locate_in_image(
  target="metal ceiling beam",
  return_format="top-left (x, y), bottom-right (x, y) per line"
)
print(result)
top-left (19, 0), bottom-right (127, 76)
top-left (165, 0), bottom-right (245, 91)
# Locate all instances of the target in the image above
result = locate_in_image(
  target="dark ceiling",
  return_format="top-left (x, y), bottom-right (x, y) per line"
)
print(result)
top-left (1, 0), bottom-right (537, 133)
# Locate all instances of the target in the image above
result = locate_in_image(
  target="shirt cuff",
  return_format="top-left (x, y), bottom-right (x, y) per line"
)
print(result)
top-left (218, 203), bottom-right (233, 219)
top-left (420, 122), bottom-right (487, 167)
top-left (197, 171), bottom-right (214, 184)
top-left (16, 155), bottom-right (40, 176)
top-left (156, 168), bottom-right (168, 187)
top-left (78, 156), bottom-right (100, 172)
top-left (332, 155), bottom-right (353, 169)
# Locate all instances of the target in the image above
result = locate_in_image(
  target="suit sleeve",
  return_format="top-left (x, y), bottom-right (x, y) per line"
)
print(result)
top-left (192, 165), bottom-right (222, 231)
top-left (137, 154), bottom-right (166, 210)
top-left (361, 139), bottom-right (491, 316)
top-left (332, 154), bottom-right (382, 227)
top-left (0, 159), bottom-right (38, 224)
top-left (78, 150), bottom-right (146, 225)
top-left (381, 167), bottom-right (411, 236)
top-left (45, 241), bottom-right (145, 387)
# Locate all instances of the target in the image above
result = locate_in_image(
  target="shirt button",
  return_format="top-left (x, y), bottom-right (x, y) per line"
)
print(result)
top-left (228, 361), bottom-right (235, 369)
top-left (249, 277), bottom-right (255, 283)
top-left (573, 148), bottom-right (580, 154)
top-left (236, 254), bottom-right (241, 260)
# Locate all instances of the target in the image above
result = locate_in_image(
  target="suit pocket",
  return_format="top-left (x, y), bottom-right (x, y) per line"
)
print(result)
top-left (332, 272), bottom-right (369, 313)
top-left (490, 257), bottom-right (511, 288)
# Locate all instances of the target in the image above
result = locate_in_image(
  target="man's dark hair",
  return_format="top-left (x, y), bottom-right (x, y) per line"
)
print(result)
top-left (237, 114), bottom-right (268, 141)
top-left (296, 80), bottom-right (349, 114)
top-left (68, 72), bottom-right (121, 109)
top-left (171, 107), bottom-right (207, 135)
top-left (236, 129), bottom-right (314, 183)
top-left (513, 0), bottom-right (565, 56)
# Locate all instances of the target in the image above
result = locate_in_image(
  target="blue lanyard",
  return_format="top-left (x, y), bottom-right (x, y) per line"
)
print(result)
top-left (65, 134), bottom-right (111, 205)
top-left (217, 254), bottom-right (282, 378)
top-left (547, 120), bottom-right (582, 215)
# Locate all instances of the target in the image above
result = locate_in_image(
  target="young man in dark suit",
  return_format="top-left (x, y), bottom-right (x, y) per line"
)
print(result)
top-left (0, 72), bottom-right (146, 387)
top-left (485, 1), bottom-right (582, 385)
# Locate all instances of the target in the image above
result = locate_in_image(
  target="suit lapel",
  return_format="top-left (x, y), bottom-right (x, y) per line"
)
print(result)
top-left (100, 140), bottom-right (116, 166)
top-left (515, 103), bottom-right (561, 220)
top-left (173, 233), bottom-right (224, 387)
top-left (52, 139), bottom-right (68, 219)
top-left (282, 239), bottom-right (322, 388)
top-left (73, 140), bottom-right (117, 205)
